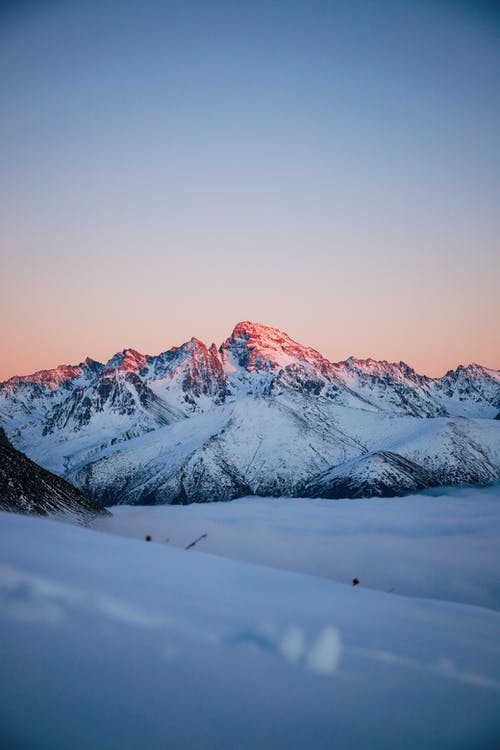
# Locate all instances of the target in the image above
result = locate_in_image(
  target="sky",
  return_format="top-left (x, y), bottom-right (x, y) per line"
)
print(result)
top-left (0, 0), bottom-right (499, 379)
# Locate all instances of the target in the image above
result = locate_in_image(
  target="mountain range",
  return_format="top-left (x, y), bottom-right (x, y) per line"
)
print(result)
top-left (1, 321), bottom-right (499, 504)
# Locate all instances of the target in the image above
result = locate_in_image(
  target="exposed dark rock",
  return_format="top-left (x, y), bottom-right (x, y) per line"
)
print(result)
top-left (0, 427), bottom-right (110, 521)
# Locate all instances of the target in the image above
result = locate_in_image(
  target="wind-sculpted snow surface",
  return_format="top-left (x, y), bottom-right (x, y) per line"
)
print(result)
top-left (1, 321), bottom-right (499, 504)
top-left (0, 511), bottom-right (499, 749)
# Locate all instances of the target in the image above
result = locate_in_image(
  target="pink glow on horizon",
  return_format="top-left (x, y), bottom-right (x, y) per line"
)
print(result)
top-left (1, 320), bottom-right (498, 382)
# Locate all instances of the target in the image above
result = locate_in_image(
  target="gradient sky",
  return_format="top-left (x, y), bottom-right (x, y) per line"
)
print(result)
top-left (1, 0), bottom-right (499, 379)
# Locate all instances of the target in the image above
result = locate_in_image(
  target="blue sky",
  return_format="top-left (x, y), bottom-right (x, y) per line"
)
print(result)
top-left (0, 0), bottom-right (499, 377)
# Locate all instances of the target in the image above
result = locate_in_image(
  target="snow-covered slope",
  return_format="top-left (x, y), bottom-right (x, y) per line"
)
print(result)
top-left (1, 322), bottom-right (499, 504)
top-left (100, 486), bottom-right (500, 610)
top-left (1, 510), bottom-right (499, 750)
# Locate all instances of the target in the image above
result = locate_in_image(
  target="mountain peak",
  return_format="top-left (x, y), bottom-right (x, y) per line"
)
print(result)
top-left (120, 349), bottom-right (147, 372)
top-left (230, 321), bottom-right (286, 340)
top-left (168, 337), bottom-right (208, 356)
top-left (189, 336), bottom-right (209, 349)
top-left (105, 348), bottom-right (147, 373)
top-left (222, 321), bottom-right (331, 374)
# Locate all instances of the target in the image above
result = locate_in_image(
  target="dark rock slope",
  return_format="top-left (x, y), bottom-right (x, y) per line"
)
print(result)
top-left (0, 428), bottom-right (110, 520)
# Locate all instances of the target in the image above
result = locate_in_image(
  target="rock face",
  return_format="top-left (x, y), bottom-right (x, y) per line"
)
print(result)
top-left (0, 428), bottom-right (110, 520)
top-left (0, 321), bottom-right (499, 504)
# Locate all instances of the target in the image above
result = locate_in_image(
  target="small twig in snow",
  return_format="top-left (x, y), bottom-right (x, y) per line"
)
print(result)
top-left (185, 533), bottom-right (207, 550)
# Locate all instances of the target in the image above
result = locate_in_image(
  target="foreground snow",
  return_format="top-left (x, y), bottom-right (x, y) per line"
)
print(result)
top-left (98, 485), bottom-right (500, 611)
top-left (1, 495), bottom-right (500, 749)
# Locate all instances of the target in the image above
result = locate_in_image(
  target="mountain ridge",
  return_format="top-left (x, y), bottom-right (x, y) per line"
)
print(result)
top-left (4, 320), bottom-right (499, 387)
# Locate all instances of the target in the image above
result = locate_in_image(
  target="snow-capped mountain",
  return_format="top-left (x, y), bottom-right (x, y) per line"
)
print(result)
top-left (1, 321), bottom-right (499, 504)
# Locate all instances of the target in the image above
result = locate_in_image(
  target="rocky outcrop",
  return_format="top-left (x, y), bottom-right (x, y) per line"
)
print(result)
top-left (0, 428), bottom-right (110, 520)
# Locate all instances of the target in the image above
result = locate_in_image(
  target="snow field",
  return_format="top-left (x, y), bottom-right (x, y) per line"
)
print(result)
top-left (1, 486), bottom-right (500, 749)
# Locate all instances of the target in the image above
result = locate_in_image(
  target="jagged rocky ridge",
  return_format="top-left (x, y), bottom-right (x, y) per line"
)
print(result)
top-left (0, 428), bottom-right (110, 520)
top-left (0, 321), bottom-right (499, 504)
